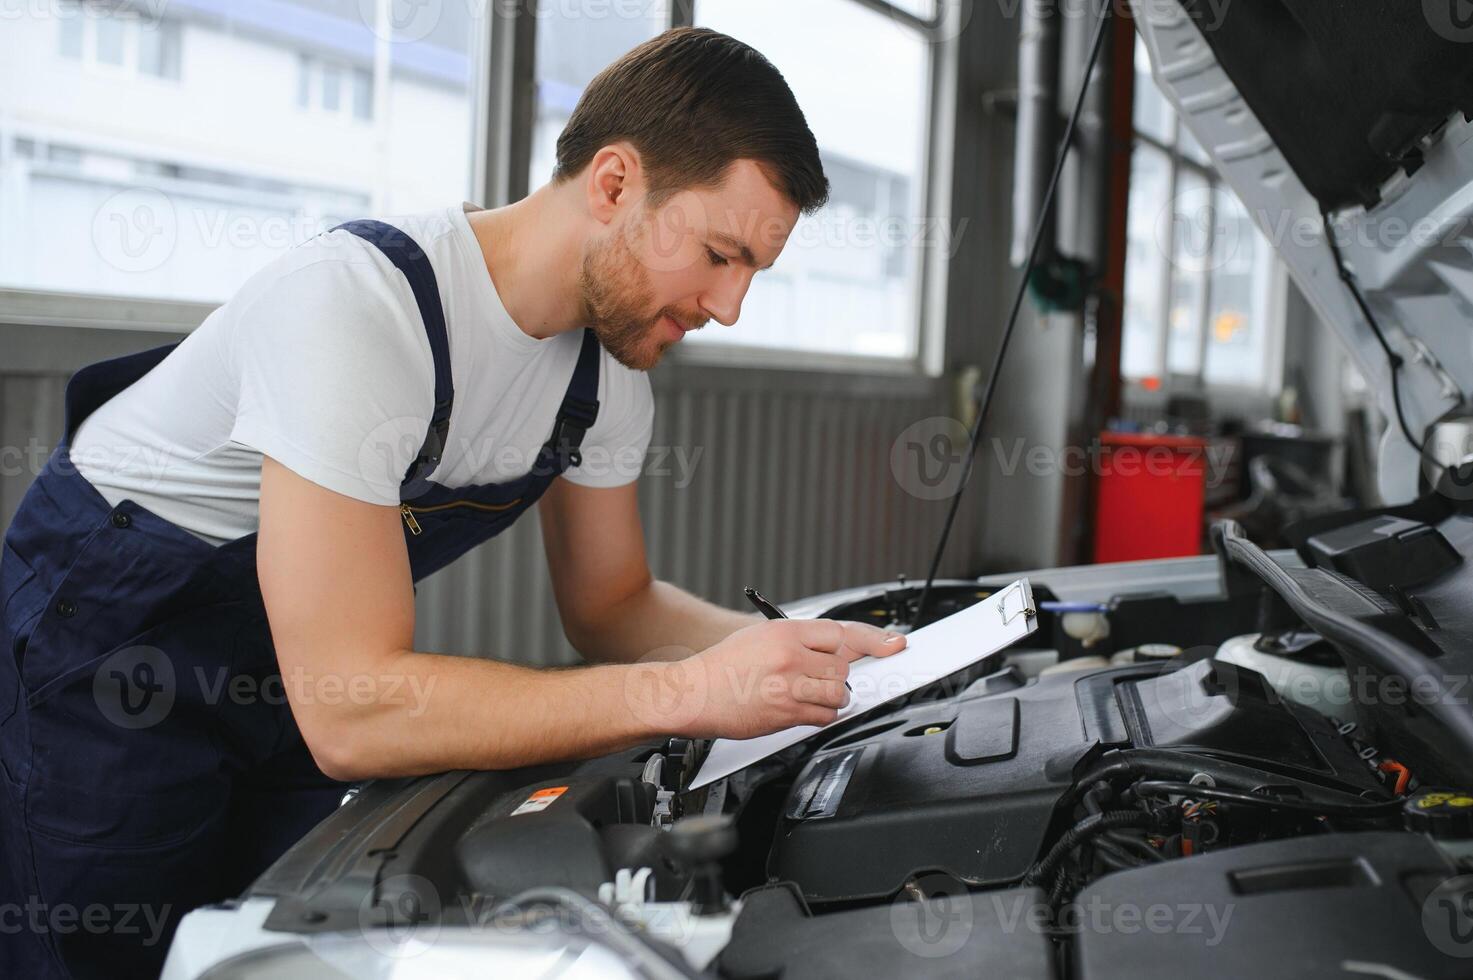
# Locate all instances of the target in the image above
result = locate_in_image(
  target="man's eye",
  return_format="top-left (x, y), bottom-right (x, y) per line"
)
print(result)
top-left (706, 249), bottom-right (729, 267)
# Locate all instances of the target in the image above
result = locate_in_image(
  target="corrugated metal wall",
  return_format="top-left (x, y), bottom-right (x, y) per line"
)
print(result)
top-left (2, 326), bottom-right (979, 667)
top-left (415, 376), bottom-right (977, 664)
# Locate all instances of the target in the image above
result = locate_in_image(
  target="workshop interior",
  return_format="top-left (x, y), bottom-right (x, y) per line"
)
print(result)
top-left (6, 0), bottom-right (1473, 977)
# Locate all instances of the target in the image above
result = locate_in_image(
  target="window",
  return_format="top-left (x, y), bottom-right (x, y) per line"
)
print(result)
top-left (1121, 37), bottom-right (1279, 390)
top-left (297, 56), bottom-right (374, 122)
top-left (4, 1), bottom-right (484, 304)
top-left (529, 2), bottom-right (674, 187)
top-left (57, 2), bottom-right (182, 80)
top-left (693, 0), bottom-right (934, 359)
top-left (528, 0), bottom-right (944, 362)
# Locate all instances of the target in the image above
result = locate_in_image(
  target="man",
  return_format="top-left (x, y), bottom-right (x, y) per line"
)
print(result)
top-left (0, 27), bottom-right (907, 980)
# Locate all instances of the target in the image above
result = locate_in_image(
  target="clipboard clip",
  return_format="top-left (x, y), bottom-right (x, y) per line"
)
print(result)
top-left (997, 582), bottom-right (1037, 626)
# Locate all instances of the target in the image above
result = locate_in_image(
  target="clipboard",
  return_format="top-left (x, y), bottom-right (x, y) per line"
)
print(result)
top-left (688, 579), bottom-right (1038, 790)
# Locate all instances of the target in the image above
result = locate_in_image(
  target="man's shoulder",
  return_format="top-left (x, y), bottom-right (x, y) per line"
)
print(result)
top-left (596, 348), bottom-right (655, 421)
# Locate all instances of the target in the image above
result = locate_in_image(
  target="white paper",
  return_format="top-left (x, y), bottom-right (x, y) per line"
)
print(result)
top-left (688, 579), bottom-right (1038, 789)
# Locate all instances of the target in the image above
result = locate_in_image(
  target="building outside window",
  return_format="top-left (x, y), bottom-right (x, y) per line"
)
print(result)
top-left (1, 0), bottom-right (481, 304)
top-left (4, 0), bottom-right (951, 366)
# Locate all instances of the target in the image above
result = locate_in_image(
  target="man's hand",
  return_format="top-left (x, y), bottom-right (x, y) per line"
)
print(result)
top-left (651, 619), bottom-right (907, 740)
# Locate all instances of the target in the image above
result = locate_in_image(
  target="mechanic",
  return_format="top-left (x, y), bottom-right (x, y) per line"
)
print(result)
top-left (0, 28), bottom-right (907, 979)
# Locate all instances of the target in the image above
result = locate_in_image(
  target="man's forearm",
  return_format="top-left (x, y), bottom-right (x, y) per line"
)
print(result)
top-left (300, 650), bottom-right (683, 780)
top-left (568, 579), bottom-right (757, 664)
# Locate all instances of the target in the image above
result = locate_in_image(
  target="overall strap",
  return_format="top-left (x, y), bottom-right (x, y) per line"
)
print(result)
top-left (545, 328), bottom-right (603, 469)
top-left (333, 219), bottom-right (453, 495)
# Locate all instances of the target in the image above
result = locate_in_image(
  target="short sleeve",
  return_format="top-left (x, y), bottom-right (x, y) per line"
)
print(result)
top-left (226, 252), bottom-right (436, 505)
top-left (561, 358), bottom-right (654, 489)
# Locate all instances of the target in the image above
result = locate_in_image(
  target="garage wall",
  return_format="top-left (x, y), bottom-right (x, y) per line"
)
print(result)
top-left (0, 323), bottom-right (975, 666)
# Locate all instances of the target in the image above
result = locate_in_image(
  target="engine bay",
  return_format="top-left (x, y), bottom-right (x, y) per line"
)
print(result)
top-left (178, 508), bottom-right (1473, 978)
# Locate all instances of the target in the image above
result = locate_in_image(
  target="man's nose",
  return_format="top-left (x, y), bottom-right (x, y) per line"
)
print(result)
top-left (699, 270), bottom-right (754, 327)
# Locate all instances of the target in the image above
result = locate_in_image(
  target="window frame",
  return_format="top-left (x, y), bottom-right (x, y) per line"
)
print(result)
top-left (1124, 75), bottom-right (1286, 398)
top-left (56, 3), bottom-right (183, 83)
top-left (666, 0), bottom-right (955, 375)
top-left (295, 55), bottom-right (375, 125)
top-left (4, 1), bottom-right (958, 378)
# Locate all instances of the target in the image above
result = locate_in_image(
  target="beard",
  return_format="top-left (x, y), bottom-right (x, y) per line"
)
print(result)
top-left (578, 226), bottom-right (704, 372)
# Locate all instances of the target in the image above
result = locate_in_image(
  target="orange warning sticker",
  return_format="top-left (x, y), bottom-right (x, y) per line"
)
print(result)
top-left (511, 786), bottom-right (569, 816)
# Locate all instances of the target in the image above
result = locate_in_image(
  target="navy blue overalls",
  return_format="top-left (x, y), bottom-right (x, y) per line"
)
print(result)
top-left (0, 221), bottom-right (602, 979)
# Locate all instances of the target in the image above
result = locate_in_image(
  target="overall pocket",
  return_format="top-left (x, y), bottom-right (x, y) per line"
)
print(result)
top-left (0, 541), bottom-right (43, 729)
top-left (22, 606), bottom-right (246, 848)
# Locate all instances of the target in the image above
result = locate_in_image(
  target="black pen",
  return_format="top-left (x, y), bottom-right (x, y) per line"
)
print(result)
top-left (744, 587), bottom-right (852, 693)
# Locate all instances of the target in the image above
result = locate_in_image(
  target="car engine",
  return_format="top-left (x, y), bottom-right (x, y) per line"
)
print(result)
top-left (170, 514), bottom-right (1473, 979)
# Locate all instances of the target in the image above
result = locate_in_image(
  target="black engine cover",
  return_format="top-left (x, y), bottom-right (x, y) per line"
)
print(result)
top-left (769, 658), bottom-right (1382, 903)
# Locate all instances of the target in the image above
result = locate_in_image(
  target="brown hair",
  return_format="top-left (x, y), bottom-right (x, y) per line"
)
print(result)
top-left (553, 28), bottom-right (829, 215)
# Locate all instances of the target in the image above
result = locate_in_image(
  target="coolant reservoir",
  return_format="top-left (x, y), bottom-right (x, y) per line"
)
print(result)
top-left (1215, 633), bottom-right (1349, 715)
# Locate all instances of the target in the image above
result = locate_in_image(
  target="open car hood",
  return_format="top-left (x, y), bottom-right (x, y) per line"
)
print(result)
top-left (1131, 0), bottom-right (1473, 502)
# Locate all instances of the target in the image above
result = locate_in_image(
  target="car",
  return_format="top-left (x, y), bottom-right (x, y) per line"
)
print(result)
top-left (162, 3), bottom-right (1473, 977)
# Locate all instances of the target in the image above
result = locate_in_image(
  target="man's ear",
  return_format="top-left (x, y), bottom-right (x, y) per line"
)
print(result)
top-left (585, 143), bottom-right (643, 224)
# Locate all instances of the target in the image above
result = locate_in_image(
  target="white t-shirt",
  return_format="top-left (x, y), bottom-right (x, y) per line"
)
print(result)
top-left (71, 204), bottom-right (655, 546)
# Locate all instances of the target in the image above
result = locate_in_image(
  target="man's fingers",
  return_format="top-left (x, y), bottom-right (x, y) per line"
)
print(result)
top-left (838, 621), bottom-right (907, 660)
top-left (793, 675), bottom-right (850, 710)
top-left (791, 619), bottom-right (905, 661)
top-left (792, 618), bottom-right (846, 653)
top-left (796, 705), bottom-right (840, 728)
top-left (796, 647), bottom-right (851, 686)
